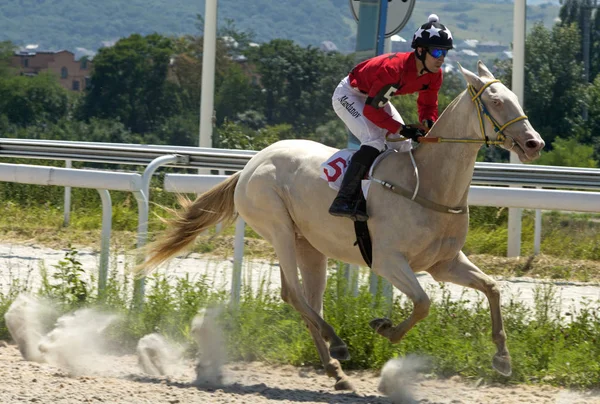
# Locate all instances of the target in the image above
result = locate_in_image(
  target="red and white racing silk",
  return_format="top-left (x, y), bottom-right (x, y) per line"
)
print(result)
top-left (348, 52), bottom-right (442, 134)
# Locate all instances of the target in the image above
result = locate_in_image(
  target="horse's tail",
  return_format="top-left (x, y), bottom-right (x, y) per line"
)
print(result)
top-left (137, 172), bottom-right (240, 275)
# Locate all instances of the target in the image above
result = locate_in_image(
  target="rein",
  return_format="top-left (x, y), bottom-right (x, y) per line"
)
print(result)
top-left (373, 80), bottom-right (528, 215)
top-left (388, 80), bottom-right (528, 147)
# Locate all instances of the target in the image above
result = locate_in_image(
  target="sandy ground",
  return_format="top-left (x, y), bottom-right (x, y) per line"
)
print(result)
top-left (0, 343), bottom-right (598, 404)
top-left (2, 242), bottom-right (600, 403)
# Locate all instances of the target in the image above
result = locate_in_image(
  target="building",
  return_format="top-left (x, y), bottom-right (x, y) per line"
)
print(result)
top-left (320, 41), bottom-right (338, 52)
top-left (11, 49), bottom-right (92, 92)
top-left (475, 42), bottom-right (508, 53)
top-left (390, 35), bottom-right (411, 53)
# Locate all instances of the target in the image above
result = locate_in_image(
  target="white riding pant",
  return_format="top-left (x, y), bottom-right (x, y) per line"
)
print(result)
top-left (332, 76), bottom-right (411, 152)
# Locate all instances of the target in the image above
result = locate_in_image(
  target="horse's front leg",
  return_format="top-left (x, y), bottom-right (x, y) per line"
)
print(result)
top-left (369, 252), bottom-right (431, 343)
top-left (427, 251), bottom-right (511, 376)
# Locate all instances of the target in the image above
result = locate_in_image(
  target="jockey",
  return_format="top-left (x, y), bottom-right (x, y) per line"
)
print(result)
top-left (329, 14), bottom-right (453, 222)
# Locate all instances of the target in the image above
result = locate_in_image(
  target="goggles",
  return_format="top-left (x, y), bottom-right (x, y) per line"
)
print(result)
top-left (428, 48), bottom-right (448, 59)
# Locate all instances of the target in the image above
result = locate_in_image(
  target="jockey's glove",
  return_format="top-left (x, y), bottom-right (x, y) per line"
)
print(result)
top-left (399, 124), bottom-right (425, 141)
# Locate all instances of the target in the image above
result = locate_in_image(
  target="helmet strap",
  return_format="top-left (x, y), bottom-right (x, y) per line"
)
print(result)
top-left (416, 48), bottom-right (433, 75)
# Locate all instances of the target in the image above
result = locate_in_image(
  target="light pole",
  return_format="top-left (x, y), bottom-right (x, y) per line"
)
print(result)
top-left (199, 0), bottom-right (217, 149)
top-left (507, 0), bottom-right (526, 258)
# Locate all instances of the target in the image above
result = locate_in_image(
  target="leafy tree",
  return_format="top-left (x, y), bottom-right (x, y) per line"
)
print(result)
top-left (213, 120), bottom-right (287, 150)
top-left (313, 119), bottom-right (348, 149)
top-left (440, 70), bottom-right (467, 100)
top-left (246, 39), bottom-right (355, 135)
top-left (150, 113), bottom-right (198, 146)
top-left (558, 0), bottom-right (600, 81)
top-left (0, 41), bottom-right (16, 78)
top-left (170, 31), bottom-right (237, 116)
top-left (581, 73), bottom-right (600, 159)
top-left (534, 137), bottom-right (597, 167)
top-left (170, 18), bottom-right (260, 134)
top-left (214, 63), bottom-right (261, 126)
top-left (2, 117), bottom-right (143, 145)
top-left (0, 73), bottom-right (70, 126)
top-left (496, 23), bottom-right (586, 149)
top-left (82, 33), bottom-right (183, 135)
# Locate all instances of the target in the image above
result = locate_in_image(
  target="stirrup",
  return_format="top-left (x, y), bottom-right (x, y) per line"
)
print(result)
top-left (351, 208), bottom-right (368, 222)
top-left (329, 201), bottom-right (368, 222)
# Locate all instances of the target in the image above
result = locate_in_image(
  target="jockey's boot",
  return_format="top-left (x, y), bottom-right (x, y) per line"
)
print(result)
top-left (328, 145), bottom-right (380, 222)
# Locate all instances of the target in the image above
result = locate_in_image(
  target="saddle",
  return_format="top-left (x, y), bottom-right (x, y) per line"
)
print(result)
top-left (321, 149), bottom-right (395, 268)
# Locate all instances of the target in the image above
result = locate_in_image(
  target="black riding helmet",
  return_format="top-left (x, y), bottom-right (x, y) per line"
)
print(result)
top-left (411, 14), bottom-right (453, 50)
top-left (411, 14), bottom-right (453, 73)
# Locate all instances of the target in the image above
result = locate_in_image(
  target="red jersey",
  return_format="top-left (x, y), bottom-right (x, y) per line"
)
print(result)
top-left (348, 52), bottom-right (443, 134)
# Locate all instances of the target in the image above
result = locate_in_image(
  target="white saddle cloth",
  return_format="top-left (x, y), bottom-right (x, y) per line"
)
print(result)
top-left (320, 149), bottom-right (397, 199)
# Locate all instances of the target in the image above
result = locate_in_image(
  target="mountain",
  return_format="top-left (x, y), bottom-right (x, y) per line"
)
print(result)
top-left (1, 0), bottom-right (560, 56)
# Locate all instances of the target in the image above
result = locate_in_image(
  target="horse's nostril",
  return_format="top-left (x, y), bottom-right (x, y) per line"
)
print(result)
top-left (525, 140), bottom-right (541, 149)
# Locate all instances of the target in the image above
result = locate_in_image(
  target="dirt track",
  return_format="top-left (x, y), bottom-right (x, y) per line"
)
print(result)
top-left (2, 243), bottom-right (600, 403)
top-left (1, 343), bottom-right (599, 404)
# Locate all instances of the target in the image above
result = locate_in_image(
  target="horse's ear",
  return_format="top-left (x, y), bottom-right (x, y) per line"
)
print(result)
top-left (477, 61), bottom-right (495, 80)
top-left (458, 62), bottom-right (484, 91)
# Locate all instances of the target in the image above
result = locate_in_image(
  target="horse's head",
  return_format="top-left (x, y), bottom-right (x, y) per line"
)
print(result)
top-left (459, 61), bottom-right (545, 163)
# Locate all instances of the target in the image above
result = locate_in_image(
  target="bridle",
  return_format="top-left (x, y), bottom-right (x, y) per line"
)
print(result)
top-left (375, 80), bottom-right (530, 214)
top-left (408, 79), bottom-right (529, 147)
top-left (467, 79), bottom-right (528, 147)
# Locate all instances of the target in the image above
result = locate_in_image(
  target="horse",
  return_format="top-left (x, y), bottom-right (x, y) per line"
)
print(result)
top-left (137, 61), bottom-right (545, 390)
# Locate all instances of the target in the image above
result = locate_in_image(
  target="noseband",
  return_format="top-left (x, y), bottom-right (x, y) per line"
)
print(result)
top-left (407, 79), bottom-right (529, 146)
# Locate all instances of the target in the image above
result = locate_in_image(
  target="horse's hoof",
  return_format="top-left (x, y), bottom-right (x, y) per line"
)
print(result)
top-left (329, 344), bottom-right (350, 361)
top-left (369, 318), bottom-right (393, 334)
top-left (492, 353), bottom-right (512, 377)
top-left (334, 377), bottom-right (355, 391)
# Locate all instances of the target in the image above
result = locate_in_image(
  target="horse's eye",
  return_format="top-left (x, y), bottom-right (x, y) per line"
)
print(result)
top-left (492, 99), bottom-right (502, 107)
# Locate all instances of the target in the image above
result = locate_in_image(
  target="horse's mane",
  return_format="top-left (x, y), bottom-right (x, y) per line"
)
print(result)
top-left (439, 88), bottom-right (468, 119)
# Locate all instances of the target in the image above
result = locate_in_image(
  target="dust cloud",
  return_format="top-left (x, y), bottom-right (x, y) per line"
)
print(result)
top-left (191, 307), bottom-right (227, 386)
top-left (5, 294), bottom-right (228, 384)
top-left (378, 355), bottom-right (429, 404)
top-left (5, 294), bottom-right (120, 375)
top-left (136, 333), bottom-right (184, 376)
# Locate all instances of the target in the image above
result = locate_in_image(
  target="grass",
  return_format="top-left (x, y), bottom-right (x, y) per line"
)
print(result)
top-left (0, 192), bottom-right (599, 389)
top-left (1, 201), bottom-right (599, 282)
top-left (0, 251), bottom-right (598, 389)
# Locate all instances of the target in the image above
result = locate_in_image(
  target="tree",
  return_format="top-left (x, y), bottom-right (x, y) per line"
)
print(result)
top-left (534, 137), bottom-right (597, 167)
top-left (558, 0), bottom-right (600, 81)
top-left (82, 33), bottom-right (183, 135)
top-left (0, 73), bottom-right (70, 127)
top-left (246, 39), bottom-right (355, 135)
top-left (0, 41), bottom-right (15, 79)
top-left (169, 17), bottom-right (261, 135)
top-left (496, 23), bottom-right (586, 148)
top-left (213, 120), bottom-right (286, 150)
top-left (581, 73), bottom-right (600, 160)
top-left (214, 63), bottom-right (262, 126)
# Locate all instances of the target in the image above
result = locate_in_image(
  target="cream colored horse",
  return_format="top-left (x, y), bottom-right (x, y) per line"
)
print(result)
top-left (139, 62), bottom-right (544, 390)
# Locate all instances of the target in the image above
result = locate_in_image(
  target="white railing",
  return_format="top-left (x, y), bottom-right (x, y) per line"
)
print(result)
top-left (2, 138), bottom-right (600, 191)
top-left (0, 162), bottom-right (144, 292)
top-left (1, 139), bottom-right (600, 302)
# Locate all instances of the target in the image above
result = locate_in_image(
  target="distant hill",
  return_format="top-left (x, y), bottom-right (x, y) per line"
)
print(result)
top-left (0, 0), bottom-right (560, 56)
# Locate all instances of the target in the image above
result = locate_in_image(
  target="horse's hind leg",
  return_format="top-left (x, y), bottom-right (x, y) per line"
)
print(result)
top-left (428, 251), bottom-right (511, 376)
top-left (244, 204), bottom-right (349, 362)
top-left (295, 237), bottom-right (353, 391)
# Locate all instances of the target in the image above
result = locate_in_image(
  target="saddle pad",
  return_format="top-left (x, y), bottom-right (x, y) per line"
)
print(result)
top-left (320, 148), bottom-right (397, 199)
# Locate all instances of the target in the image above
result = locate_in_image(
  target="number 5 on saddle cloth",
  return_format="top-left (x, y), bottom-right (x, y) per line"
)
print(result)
top-left (320, 149), bottom-right (396, 267)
